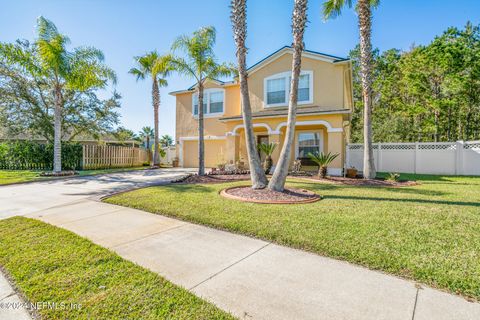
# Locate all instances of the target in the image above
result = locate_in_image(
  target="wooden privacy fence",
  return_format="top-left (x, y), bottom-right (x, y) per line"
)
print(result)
top-left (82, 145), bottom-right (149, 170)
top-left (346, 140), bottom-right (480, 176)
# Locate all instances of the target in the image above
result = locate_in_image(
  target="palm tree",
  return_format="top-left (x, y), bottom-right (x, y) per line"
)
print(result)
top-left (323, 0), bottom-right (379, 179)
top-left (268, 0), bottom-right (309, 191)
top-left (257, 142), bottom-right (277, 174)
top-left (138, 126), bottom-right (154, 149)
top-left (160, 134), bottom-right (173, 147)
top-left (33, 17), bottom-right (116, 173)
top-left (170, 27), bottom-right (235, 175)
top-left (129, 52), bottom-right (171, 167)
top-left (138, 126), bottom-right (154, 165)
top-left (230, 0), bottom-right (268, 189)
top-left (308, 151), bottom-right (339, 178)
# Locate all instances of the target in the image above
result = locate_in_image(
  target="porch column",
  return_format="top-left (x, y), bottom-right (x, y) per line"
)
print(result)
top-left (225, 134), bottom-right (239, 165)
top-left (269, 133), bottom-right (282, 165)
top-left (327, 131), bottom-right (344, 176)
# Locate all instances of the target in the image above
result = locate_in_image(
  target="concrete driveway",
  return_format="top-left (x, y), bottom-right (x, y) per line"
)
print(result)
top-left (0, 168), bottom-right (193, 219)
top-left (1, 168), bottom-right (480, 320)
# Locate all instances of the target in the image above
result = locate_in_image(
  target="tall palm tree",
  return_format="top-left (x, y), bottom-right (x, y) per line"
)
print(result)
top-left (323, 0), bottom-right (379, 179)
top-left (34, 17), bottom-right (116, 173)
top-left (230, 0), bottom-right (268, 189)
top-left (170, 27), bottom-right (235, 175)
top-left (129, 52), bottom-right (171, 167)
top-left (268, 0), bottom-right (309, 191)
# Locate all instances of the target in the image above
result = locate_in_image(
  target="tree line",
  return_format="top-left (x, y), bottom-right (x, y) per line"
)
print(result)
top-left (349, 22), bottom-right (480, 143)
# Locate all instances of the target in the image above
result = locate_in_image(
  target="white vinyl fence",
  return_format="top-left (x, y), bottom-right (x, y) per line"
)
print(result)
top-left (346, 141), bottom-right (480, 176)
top-left (160, 146), bottom-right (176, 165)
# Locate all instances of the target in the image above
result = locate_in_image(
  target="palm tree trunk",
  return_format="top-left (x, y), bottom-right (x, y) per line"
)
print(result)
top-left (198, 82), bottom-right (205, 175)
top-left (146, 135), bottom-right (152, 164)
top-left (231, 0), bottom-right (268, 189)
top-left (268, 0), bottom-right (308, 191)
top-left (152, 79), bottom-right (160, 166)
top-left (53, 85), bottom-right (62, 173)
top-left (358, 0), bottom-right (376, 179)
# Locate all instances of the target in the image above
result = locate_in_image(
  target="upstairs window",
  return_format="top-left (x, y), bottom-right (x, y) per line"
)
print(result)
top-left (192, 89), bottom-right (224, 116)
top-left (209, 91), bottom-right (224, 113)
top-left (193, 94), bottom-right (207, 115)
top-left (266, 78), bottom-right (286, 104)
top-left (298, 74), bottom-right (310, 102)
top-left (264, 71), bottom-right (313, 107)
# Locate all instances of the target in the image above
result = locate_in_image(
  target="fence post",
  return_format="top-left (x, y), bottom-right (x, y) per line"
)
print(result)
top-left (345, 144), bottom-right (350, 172)
top-left (456, 141), bottom-right (464, 175)
top-left (82, 145), bottom-right (86, 170)
top-left (414, 142), bottom-right (419, 174)
top-left (132, 148), bottom-right (135, 167)
top-left (377, 143), bottom-right (382, 172)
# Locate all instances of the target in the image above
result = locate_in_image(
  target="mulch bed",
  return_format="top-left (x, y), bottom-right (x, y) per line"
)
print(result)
top-left (221, 186), bottom-right (321, 204)
top-left (40, 170), bottom-right (77, 177)
top-left (174, 174), bottom-right (251, 184)
top-left (300, 176), bottom-right (418, 187)
top-left (174, 173), bottom-right (416, 187)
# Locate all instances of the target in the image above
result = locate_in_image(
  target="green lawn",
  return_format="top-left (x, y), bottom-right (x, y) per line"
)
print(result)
top-left (0, 217), bottom-right (234, 320)
top-left (105, 174), bottom-right (480, 301)
top-left (0, 167), bottom-right (147, 185)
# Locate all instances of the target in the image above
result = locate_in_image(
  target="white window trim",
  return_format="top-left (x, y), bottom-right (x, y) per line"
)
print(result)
top-left (263, 70), bottom-right (314, 108)
top-left (294, 129), bottom-right (324, 160)
top-left (192, 88), bottom-right (225, 118)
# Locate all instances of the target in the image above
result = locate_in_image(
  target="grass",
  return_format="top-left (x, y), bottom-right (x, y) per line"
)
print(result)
top-left (105, 173), bottom-right (480, 301)
top-left (0, 217), bottom-right (234, 320)
top-left (0, 167), bottom-right (147, 185)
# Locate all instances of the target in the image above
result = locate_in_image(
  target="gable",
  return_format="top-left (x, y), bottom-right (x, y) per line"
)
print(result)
top-left (247, 51), bottom-right (350, 112)
top-left (247, 46), bottom-right (348, 76)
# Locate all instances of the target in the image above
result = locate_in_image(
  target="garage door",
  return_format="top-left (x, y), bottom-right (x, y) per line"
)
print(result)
top-left (183, 140), bottom-right (226, 168)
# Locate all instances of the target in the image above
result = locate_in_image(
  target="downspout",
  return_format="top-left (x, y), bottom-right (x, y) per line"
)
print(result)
top-left (343, 62), bottom-right (354, 177)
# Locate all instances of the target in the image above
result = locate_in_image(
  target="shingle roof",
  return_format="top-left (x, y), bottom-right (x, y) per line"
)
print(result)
top-left (219, 106), bottom-right (351, 121)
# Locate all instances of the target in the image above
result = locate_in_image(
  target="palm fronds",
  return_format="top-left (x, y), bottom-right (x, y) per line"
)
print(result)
top-left (308, 151), bottom-right (339, 178)
top-left (257, 142), bottom-right (277, 156)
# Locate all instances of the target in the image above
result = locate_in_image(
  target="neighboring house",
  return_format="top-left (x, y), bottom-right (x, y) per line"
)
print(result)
top-left (170, 46), bottom-right (353, 175)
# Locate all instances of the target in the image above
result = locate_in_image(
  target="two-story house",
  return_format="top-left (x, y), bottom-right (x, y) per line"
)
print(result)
top-left (170, 46), bottom-right (353, 175)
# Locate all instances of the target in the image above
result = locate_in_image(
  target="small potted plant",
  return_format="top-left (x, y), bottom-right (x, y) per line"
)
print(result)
top-left (172, 157), bottom-right (179, 167)
top-left (257, 142), bottom-right (277, 174)
top-left (307, 151), bottom-right (339, 179)
top-left (346, 167), bottom-right (358, 179)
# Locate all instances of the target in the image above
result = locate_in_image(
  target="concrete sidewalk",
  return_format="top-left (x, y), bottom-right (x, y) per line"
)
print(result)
top-left (25, 198), bottom-right (480, 320)
top-left (0, 272), bottom-right (31, 320)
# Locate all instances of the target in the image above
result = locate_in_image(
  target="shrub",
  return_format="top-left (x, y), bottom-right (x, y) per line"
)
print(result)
top-left (0, 141), bottom-right (82, 170)
top-left (307, 151), bottom-right (339, 178)
top-left (257, 142), bottom-right (277, 174)
top-left (386, 172), bottom-right (401, 182)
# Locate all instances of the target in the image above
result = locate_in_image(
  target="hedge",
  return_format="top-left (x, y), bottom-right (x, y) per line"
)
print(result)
top-left (0, 141), bottom-right (82, 170)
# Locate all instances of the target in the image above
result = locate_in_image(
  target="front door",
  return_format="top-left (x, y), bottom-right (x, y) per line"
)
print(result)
top-left (257, 135), bottom-right (269, 162)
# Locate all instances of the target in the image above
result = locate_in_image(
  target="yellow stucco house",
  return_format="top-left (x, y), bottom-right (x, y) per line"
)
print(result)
top-left (170, 46), bottom-right (353, 176)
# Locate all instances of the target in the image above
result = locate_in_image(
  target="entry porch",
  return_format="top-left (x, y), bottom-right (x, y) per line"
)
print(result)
top-left (223, 115), bottom-right (346, 176)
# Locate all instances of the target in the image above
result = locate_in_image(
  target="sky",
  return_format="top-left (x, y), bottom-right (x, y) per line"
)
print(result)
top-left (1, 0), bottom-right (479, 139)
